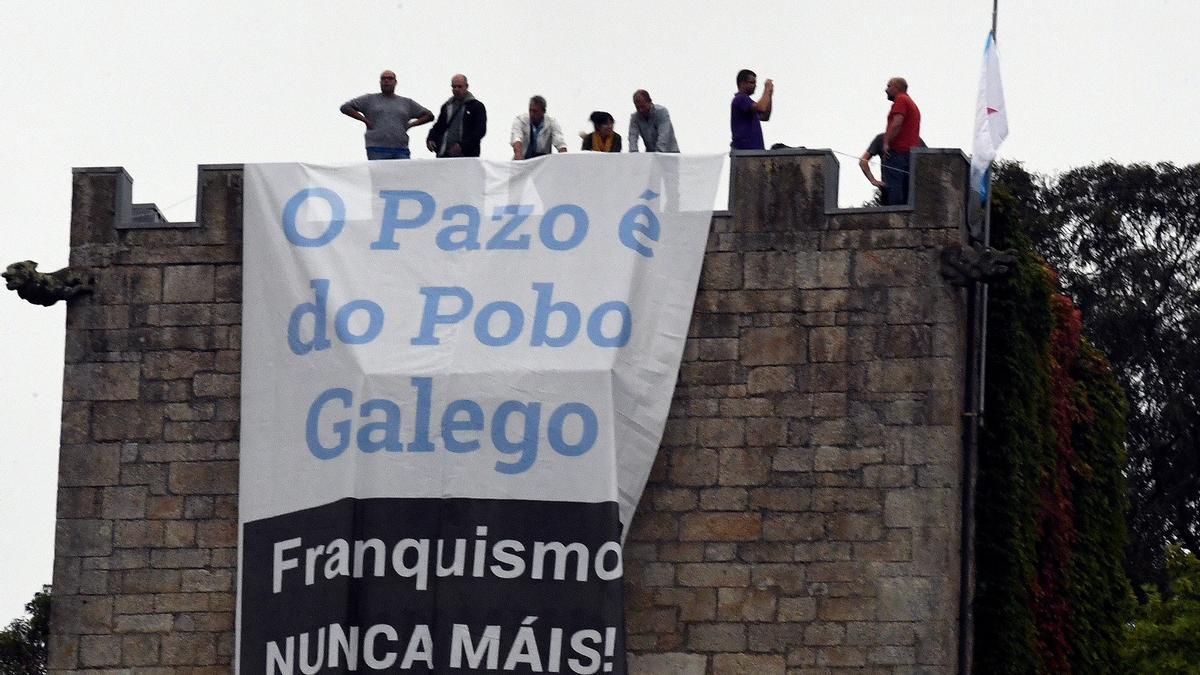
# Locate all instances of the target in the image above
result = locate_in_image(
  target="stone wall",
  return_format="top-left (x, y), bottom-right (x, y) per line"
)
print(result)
top-left (50, 166), bottom-right (243, 673)
top-left (48, 150), bottom-right (970, 674)
top-left (624, 150), bottom-right (970, 674)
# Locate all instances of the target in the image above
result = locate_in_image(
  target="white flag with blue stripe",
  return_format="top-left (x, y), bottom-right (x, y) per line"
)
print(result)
top-left (971, 32), bottom-right (1008, 202)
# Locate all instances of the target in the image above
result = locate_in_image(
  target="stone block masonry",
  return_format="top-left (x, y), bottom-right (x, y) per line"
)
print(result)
top-left (49, 150), bottom-right (970, 673)
top-left (624, 150), bottom-right (970, 674)
top-left (51, 166), bottom-right (242, 674)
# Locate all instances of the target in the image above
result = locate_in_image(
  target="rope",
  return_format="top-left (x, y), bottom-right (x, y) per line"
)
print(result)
top-left (159, 193), bottom-right (196, 211)
top-left (830, 147), bottom-right (914, 176)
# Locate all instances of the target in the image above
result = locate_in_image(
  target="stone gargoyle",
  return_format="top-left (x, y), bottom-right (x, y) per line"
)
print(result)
top-left (939, 243), bottom-right (1018, 287)
top-left (3, 260), bottom-right (95, 307)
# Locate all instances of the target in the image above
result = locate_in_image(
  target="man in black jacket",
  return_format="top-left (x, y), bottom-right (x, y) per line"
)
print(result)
top-left (427, 74), bottom-right (487, 158)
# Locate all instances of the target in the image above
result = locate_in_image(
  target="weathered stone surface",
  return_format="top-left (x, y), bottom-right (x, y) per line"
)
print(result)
top-left (853, 249), bottom-right (925, 287)
top-left (142, 351), bottom-right (214, 381)
top-left (687, 623), bottom-right (747, 652)
top-left (122, 634), bottom-right (161, 666)
top-left (698, 487), bottom-right (748, 511)
top-left (59, 444), bottom-right (121, 487)
top-left (168, 462), bottom-right (237, 495)
top-left (819, 597), bottom-right (877, 621)
top-left (744, 251), bottom-right (795, 290)
top-left (180, 569), bottom-right (233, 592)
top-left (628, 652), bottom-right (707, 674)
top-left (877, 577), bottom-right (934, 621)
top-left (717, 586), bottom-right (778, 621)
top-left (884, 491), bottom-right (921, 527)
top-left (52, 595), bottom-right (113, 636)
top-left (762, 513), bottom-right (825, 542)
top-left (162, 265), bottom-right (215, 303)
top-left (701, 252), bottom-right (743, 290)
top-left (114, 613), bottom-right (173, 633)
top-left (196, 521), bottom-right (237, 548)
top-left (699, 419), bottom-right (746, 447)
top-left (717, 448), bottom-right (770, 486)
top-left (92, 402), bottom-right (163, 441)
top-left (676, 562), bottom-right (751, 588)
top-left (712, 653), bottom-right (787, 675)
top-left (78, 634), bottom-right (121, 667)
top-left (102, 486), bottom-right (148, 519)
top-left (63, 362), bottom-right (140, 401)
top-left (671, 448), bottom-right (719, 486)
top-left (746, 366), bottom-right (795, 393)
top-left (192, 373), bottom-right (238, 398)
top-left (680, 513), bottom-right (762, 542)
top-left (778, 596), bottom-right (818, 622)
top-left (796, 250), bottom-right (851, 289)
top-left (56, 519), bottom-right (114, 557)
top-left (161, 632), bottom-right (217, 665)
top-left (742, 327), bottom-right (806, 365)
top-left (749, 487), bottom-right (812, 511)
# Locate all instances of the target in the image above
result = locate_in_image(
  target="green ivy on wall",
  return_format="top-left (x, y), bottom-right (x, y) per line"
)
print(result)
top-left (974, 180), bottom-right (1132, 674)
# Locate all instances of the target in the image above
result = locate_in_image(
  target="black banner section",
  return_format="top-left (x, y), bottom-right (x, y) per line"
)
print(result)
top-left (240, 498), bottom-right (626, 674)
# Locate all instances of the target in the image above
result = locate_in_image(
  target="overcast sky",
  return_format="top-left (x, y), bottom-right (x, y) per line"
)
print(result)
top-left (1, 0), bottom-right (1197, 619)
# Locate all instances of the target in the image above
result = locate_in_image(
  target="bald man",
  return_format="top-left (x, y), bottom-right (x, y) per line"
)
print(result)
top-left (340, 69), bottom-right (433, 160)
top-left (880, 76), bottom-right (921, 204)
top-left (427, 74), bottom-right (488, 158)
top-left (629, 89), bottom-right (679, 153)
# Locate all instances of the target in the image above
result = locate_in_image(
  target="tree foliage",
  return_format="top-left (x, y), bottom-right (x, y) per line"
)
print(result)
top-left (0, 587), bottom-right (49, 675)
top-left (1120, 546), bottom-right (1200, 673)
top-left (999, 161), bottom-right (1200, 592)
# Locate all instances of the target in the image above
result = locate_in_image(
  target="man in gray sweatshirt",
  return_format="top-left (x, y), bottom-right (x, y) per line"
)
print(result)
top-left (340, 70), bottom-right (434, 160)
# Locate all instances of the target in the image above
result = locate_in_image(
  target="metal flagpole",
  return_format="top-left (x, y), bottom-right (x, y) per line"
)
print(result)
top-left (984, 1), bottom-right (993, 415)
top-left (961, 3), bottom-right (997, 674)
top-left (981, 0), bottom-right (996, 407)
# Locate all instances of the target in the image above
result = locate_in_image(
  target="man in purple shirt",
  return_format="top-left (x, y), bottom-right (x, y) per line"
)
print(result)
top-left (730, 69), bottom-right (774, 150)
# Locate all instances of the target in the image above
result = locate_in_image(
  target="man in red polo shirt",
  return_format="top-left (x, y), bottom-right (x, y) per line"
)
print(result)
top-left (881, 77), bottom-right (921, 205)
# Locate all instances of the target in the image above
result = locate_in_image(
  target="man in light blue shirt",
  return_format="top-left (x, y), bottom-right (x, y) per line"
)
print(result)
top-left (629, 90), bottom-right (679, 153)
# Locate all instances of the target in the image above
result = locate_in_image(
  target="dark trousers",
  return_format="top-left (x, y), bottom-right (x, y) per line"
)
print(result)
top-left (882, 151), bottom-right (911, 205)
top-left (366, 146), bottom-right (411, 160)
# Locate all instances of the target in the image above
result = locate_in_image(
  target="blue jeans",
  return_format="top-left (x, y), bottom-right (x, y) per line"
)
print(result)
top-left (882, 151), bottom-right (911, 205)
top-left (366, 147), bottom-right (411, 160)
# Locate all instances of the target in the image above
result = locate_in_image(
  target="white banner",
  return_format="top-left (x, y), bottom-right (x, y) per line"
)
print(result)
top-left (237, 154), bottom-right (722, 674)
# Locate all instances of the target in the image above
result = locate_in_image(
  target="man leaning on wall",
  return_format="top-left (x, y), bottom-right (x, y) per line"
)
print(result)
top-left (629, 90), bottom-right (679, 153)
top-left (860, 132), bottom-right (925, 196)
top-left (511, 95), bottom-right (568, 160)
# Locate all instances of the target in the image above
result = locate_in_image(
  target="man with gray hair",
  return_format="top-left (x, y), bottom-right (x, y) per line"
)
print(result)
top-left (426, 74), bottom-right (488, 158)
top-left (340, 69), bottom-right (433, 160)
top-left (510, 96), bottom-right (568, 160)
top-left (629, 90), bottom-right (679, 153)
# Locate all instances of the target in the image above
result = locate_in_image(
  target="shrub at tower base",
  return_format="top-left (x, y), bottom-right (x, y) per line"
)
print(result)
top-left (973, 179), bottom-right (1132, 675)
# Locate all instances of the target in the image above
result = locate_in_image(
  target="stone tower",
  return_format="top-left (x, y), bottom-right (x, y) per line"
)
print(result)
top-left (49, 149), bottom-right (971, 673)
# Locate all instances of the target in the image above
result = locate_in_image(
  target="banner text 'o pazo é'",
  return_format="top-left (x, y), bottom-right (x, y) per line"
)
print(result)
top-left (281, 187), bottom-right (663, 256)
